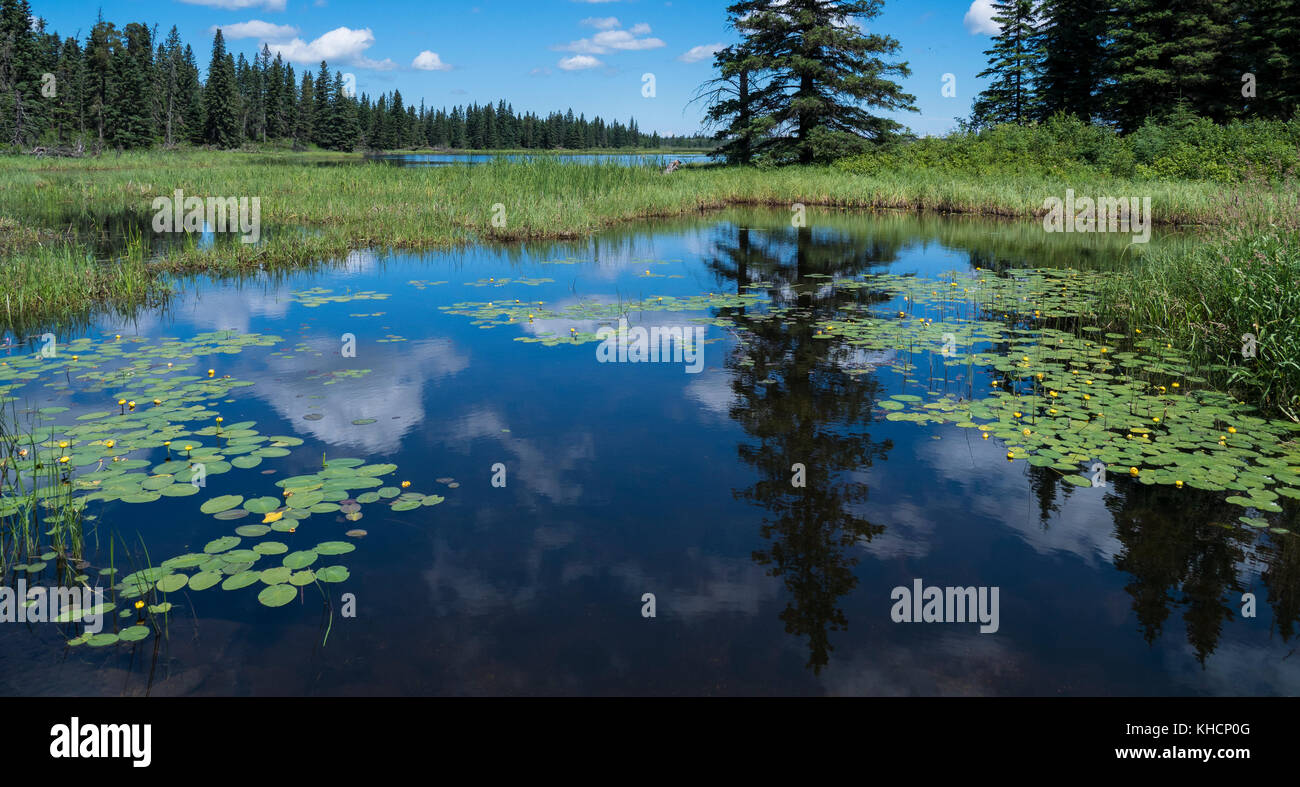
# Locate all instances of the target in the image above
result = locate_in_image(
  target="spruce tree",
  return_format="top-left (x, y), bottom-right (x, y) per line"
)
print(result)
top-left (0, 0), bottom-right (41, 145)
top-left (1103, 0), bottom-right (1234, 130)
top-left (725, 0), bottom-right (916, 164)
top-left (106, 22), bottom-right (154, 149)
top-left (201, 29), bottom-right (240, 147)
top-left (178, 43), bottom-right (203, 144)
top-left (294, 70), bottom-right (313, 147)
top-left (311, 60), bottom-right (331, 147)
top-left (694, 43), bottom-right (779, 165)
top-left (1235, 0), bottom-right (1300, 120)
top-left (1035, 0), bottom-right (1105, 121)
top-left (329, 70), bottom-right (358, 151)
top-left (970, 0), bottom-right (1040, 126)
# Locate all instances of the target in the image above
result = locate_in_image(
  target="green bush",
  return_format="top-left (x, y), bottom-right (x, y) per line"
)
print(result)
top-left (835, 113), bottom-right (1300, 184)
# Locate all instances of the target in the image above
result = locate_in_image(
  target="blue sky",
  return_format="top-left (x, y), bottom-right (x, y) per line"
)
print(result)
top-left (38, 0), bottom-right (1003, 137)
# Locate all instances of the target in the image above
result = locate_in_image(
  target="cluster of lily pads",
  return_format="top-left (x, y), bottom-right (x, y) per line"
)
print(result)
top-left (466, 276), bottom-right (553, 287)
top-left (810, 268), bottom-right (1300, 531)
top-left (289, 287), bottom-right (392, 308)
top-left (0, 327), bottom-right (454, 648)
top-left (439, 267), bottom-right (1298, 534)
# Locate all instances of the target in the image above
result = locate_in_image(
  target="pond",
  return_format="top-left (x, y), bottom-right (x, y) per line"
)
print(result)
top-left (2, 208), bottom-right (1298, 696)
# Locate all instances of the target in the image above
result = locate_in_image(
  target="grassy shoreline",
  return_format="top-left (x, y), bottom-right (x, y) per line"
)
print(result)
top-left (0, 149), bottom-right (1295, 414)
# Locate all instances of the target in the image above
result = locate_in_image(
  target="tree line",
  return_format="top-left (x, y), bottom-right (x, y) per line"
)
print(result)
top-left (0, 2), bottom-right (707, 152)
top-left (973, 0), bottom-right (1300, 131)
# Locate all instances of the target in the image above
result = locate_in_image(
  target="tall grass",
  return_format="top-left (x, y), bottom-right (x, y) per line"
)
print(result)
top-left (0, 401), bottom-right (87, 579)
top-left (1096, 229), bottom-right (1300, 419)
top-left (1, 145), bottom-right (1295, 364)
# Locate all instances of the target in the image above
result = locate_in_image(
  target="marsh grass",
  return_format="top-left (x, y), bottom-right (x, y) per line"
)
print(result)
top-left (1097, 229), bottom-right (1300, 418)
top-left (2, 148), bottom-right (1296, 412)
top-left (0, 400), bottom-right (87, 579)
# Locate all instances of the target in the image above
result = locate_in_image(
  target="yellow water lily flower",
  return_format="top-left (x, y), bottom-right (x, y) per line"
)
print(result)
top-left (263, 511), bottom-right (284, 524)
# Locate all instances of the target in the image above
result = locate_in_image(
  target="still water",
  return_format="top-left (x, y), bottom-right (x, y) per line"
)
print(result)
top-left (1, 209), bottom-right (1295, 696)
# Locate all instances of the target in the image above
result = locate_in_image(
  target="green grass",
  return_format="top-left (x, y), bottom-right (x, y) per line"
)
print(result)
top-left (1, 146), bottom-right (1296, 413)
top-left (1096, 229), bottom-right (1300, 418)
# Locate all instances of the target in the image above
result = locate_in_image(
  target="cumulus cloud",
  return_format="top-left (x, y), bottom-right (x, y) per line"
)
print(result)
top-left (412, 50), bottom-right (452, 71)
top-left (210, 20), bottom-right (298, 40)
top-left (266, 26), bottom-right (396, 70)
top-left (964, 0), bottom-right (1000, 35)
top-left (558, 54), bottom-right (603, 71)
top-left (678, 42), bottom-right (724, 63)
top-left (555, 23), bottom-right (663, 55)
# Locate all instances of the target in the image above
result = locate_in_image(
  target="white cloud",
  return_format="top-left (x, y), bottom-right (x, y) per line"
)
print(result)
top-left (580, 16), bottom-right (620, 29)
top-left (558, 54), bottom-right (603, 71)
top-left (412, 50), bottom-right (452, 71)
top-left (964, 0), bottom-right (1000, 35)
top-left (557, 26), bottom-right (664, 55)
top-left (179, 0), bottom-right (286, 10)
top-left (678, 42), bottom-right (724, 63)
top-left (210, 20), bottom-right (298, 40)
top-left (267, 26), bottom-right (395, 70)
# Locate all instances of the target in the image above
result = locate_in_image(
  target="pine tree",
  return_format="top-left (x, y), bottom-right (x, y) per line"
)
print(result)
top-left (201, 29), bottom-right (240, 147)
top-left (725, 0), bottom-right (916, 164)
top-left (970, 0), bottom-right (1040, 126)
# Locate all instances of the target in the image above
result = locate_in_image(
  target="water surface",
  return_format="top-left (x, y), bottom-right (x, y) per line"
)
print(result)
top-left (2, 209), bottom-right (1294, 697)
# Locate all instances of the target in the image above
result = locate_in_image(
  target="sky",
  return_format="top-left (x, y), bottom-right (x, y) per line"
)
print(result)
top-left (38, 0), bottom-right (1004, 137)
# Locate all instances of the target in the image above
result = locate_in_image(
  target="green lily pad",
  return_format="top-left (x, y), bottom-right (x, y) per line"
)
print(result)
top-left (258, 584), bottom-right (297, 607)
